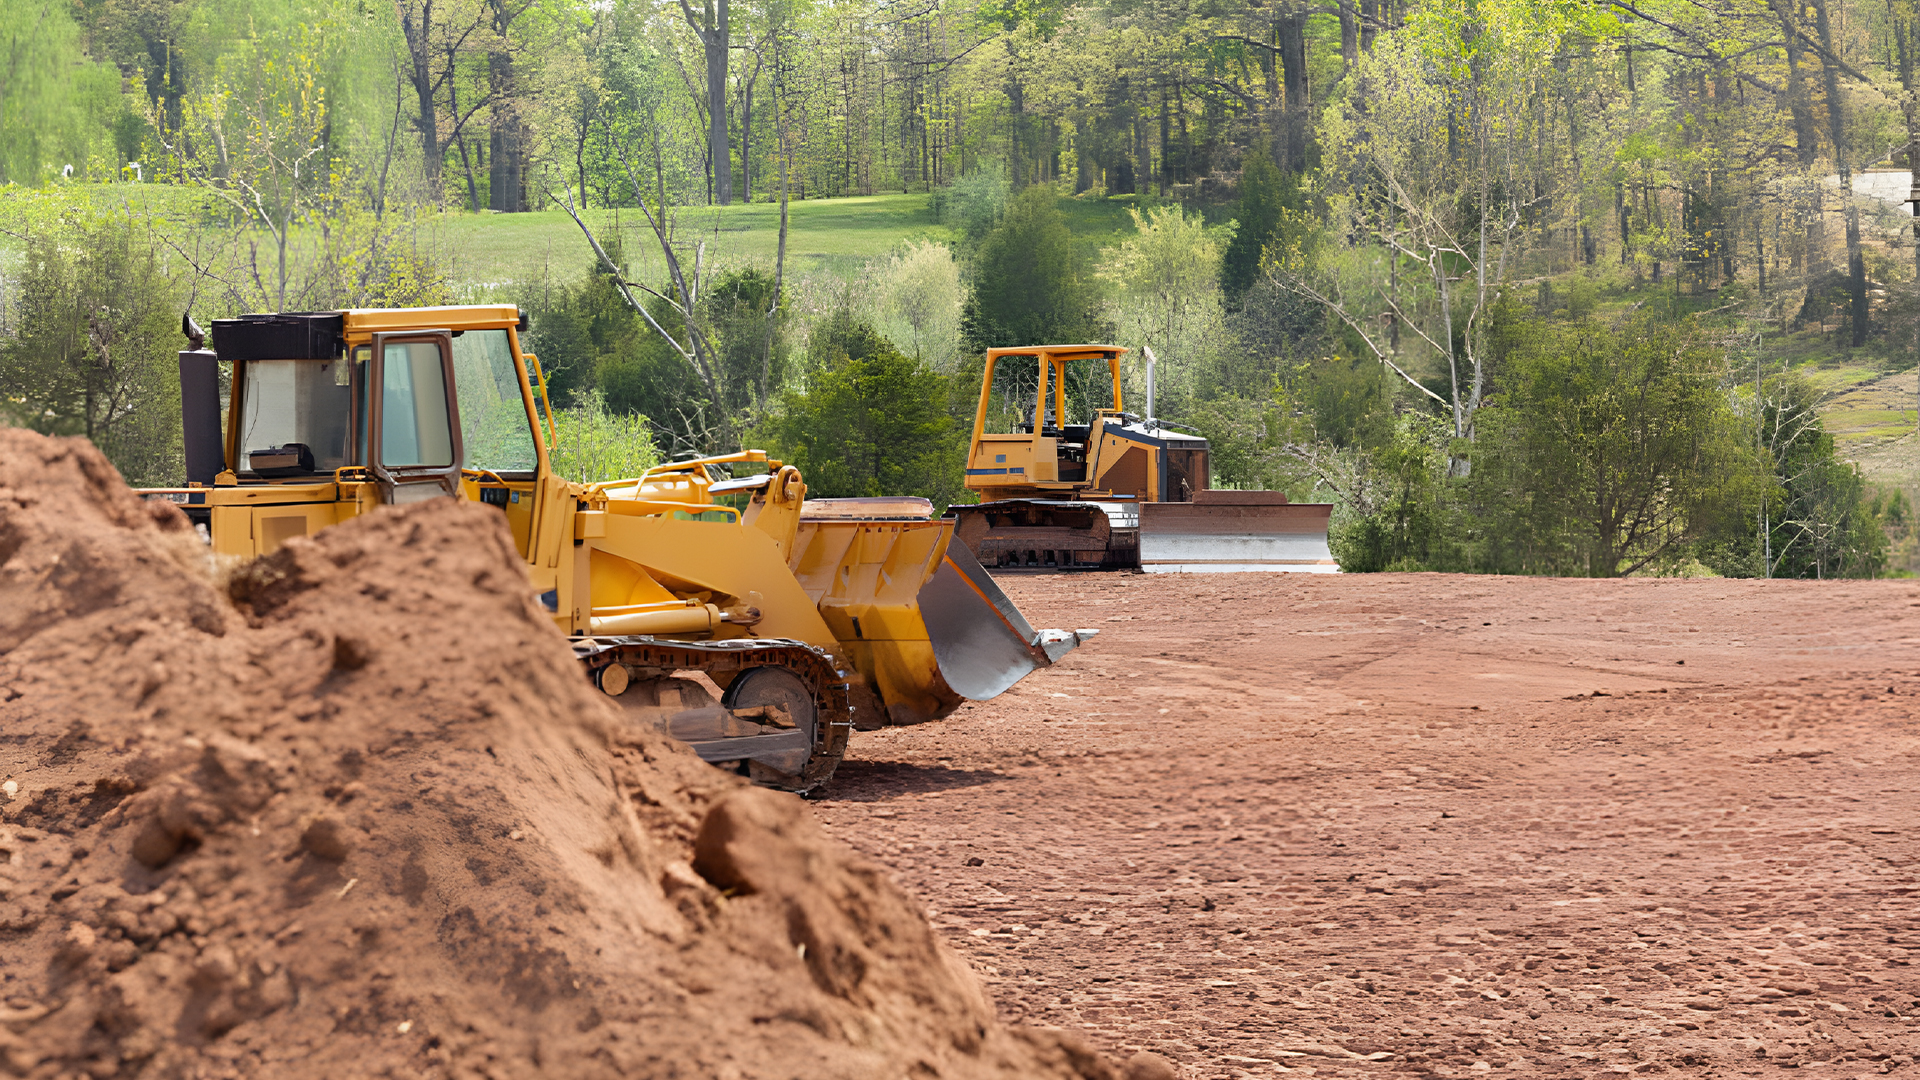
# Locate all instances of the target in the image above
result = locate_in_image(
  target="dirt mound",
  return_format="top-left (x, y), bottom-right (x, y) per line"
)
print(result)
top-left (0, 430), bottom-right (1118, 1080)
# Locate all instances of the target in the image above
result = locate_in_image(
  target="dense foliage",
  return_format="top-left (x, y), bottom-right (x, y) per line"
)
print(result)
top-left (751, 312), bottom-right (968, 508)
top-left (2, 0), bottom-right (1916, 574)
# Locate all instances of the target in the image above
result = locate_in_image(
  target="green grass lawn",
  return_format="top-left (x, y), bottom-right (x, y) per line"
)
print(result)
top-left (426, 190), bottom-right (1151, 294)
top-left (425, 193), bottom-right (962, 294)
top-left (1827, 407), bottom-right (1912, 433)
top-left (1795, 362), bottom-right (1884, 394)
top-left (4, 182), bottom-right (1160, 299)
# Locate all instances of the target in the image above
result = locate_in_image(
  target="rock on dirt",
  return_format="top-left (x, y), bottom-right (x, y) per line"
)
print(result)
top-left (0, 431), bottom-right (1119, 1080)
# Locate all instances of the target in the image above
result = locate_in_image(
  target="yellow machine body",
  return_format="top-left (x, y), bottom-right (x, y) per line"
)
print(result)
top-left (152, 306), bottom-right (1090, 789)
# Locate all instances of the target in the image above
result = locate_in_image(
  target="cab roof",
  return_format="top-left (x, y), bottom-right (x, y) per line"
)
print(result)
top-left (341, 305), bottom-right (523, 338)
top-left (983, 345), bottom-right (1127, 362)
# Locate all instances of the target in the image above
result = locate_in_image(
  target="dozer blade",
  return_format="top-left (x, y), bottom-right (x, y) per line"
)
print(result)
top-left (1138, 493), bottom-right (1338, 573)
top-left (917, 534), bottom-right (1098, 699)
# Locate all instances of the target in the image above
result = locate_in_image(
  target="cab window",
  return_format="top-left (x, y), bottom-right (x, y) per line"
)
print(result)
top-left (985, 354), bottom-right (1039, 434)
top-left (450, 328), bottom-right (538, 474)
top-left (238, 358), bottom-right (354, 472)
top-left (381, 341), bottom-right (454, 468)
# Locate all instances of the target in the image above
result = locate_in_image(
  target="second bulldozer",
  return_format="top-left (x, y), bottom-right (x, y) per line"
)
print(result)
top-left (950, 345), bottom-right (1337, 572)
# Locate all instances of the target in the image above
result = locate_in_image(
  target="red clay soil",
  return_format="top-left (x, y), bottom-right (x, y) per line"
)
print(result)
top-left (814, 572), bottom-right (1920, 1078)
top-left (0, 430), bottom-right (1129, 1080)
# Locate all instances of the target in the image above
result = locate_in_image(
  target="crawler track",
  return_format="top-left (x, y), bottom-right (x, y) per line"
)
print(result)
top-left (572, 636), bottom-right (854, 793)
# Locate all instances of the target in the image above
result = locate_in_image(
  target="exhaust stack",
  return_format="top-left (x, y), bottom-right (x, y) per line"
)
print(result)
top-left (179, 313), bottom-right (222, 485)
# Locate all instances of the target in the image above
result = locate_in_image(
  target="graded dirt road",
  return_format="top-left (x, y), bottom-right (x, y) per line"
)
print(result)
top-left (810, 573), bottom-right (1920, 1078)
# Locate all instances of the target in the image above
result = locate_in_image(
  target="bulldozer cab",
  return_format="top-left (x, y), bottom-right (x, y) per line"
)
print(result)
top-left (967, 346), bottom-right (1123, 491)
top-left (189, 307), bottom-right (563, 565)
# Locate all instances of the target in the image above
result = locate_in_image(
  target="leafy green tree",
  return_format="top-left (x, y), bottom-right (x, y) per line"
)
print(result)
top-left (158, 25), bottom-right (329, 310)
top-left (1488, 318), bottom-right (1764, 577)
top-left (703, 266), bottom-right (790, 410)
top-left (753, 313), bottom-right (966, 506)
top-left (524, 256), bottom-right (792, 456)
top-left (870, 240), bottom-right (964, 370)
top-left (548, 388), bottom-right (662, 482)
top-left (522, 254), bottom-right (644, 404)
top-left (0, 212), bottom-right (184, 485)
top-left (0, 0), bottom-right (117, 183)
top-left (590, 291), bottom-right (710, 455)
top-left (1220, 155), bottom-right (1305, 296)
top-left (961, 186), bottom-right (1102, 350)
top-left (932, 162), bottom-right (1010, 245)
top-left (1705, 373), bottom-right (1890, 579)
top-left (1098, 204), bottom-right (1232, 418)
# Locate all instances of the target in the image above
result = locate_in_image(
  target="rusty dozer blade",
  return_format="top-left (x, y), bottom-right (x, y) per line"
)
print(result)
top-left (917, 534), bottom-right (1098, 699)
top-left (1138, 492), bottom-right (1339, 573)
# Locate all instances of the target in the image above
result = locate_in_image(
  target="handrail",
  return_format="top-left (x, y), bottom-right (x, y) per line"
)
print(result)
top-left (637, 449), bottom-right (772, 479)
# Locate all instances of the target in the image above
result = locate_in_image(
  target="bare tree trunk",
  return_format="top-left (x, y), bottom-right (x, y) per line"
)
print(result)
top-left (1275, 5), bottom-right (1309, 170)
top-left (678, 0), bottom-right (732, 205)
top-left (1898, 18), bottom-right (1920, 424)
top-left (1339, 0), bottom-right (1357, 73)
top-left (1812, 0), bottom-right (1868, 345)
top-left (1157, 83), bottom-right (1169, 195)
top-left (576, 95), bottom-right (591, 210)
top-left (399, 1), bottom-right (444, 190)
top-left (765, 69), bottom-right (791, 409)
top-left (1772, 0), bottom-right (1819, 164)
top-left (451, 73), bottom-right (482, 211)
top-left (1008, 58), bottom-right (1026, 188)
top-left (487, 57), bottom-right (524, 211)
top-left (397, 0), bottom-right (499, 206)
top-left (738, 50), bottom-right (761, 202)
top-left (376, 60), bottom-right (406, 217)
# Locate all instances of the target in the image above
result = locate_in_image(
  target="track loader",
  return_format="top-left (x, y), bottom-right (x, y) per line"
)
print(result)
top-left (949, 345), bottom-right (1338, 572)
top-left (142, 306), bottom-right (1094, 792)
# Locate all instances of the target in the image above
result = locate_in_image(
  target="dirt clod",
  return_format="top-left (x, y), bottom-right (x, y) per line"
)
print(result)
top-left (1123, 1051), bottom-right (1182, 1080)
top-left (0, 430), bottom-right (1112, 1080)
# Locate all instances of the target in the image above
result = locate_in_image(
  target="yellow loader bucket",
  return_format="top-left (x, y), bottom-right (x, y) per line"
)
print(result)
top-left (790, 506), bottom-right (1096, 727)
top-left (1138, 492), bottom-right (1338, 573)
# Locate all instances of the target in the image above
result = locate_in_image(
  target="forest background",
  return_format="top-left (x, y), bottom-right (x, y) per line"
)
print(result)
top-left (4, 0), bottom-right (1920, 577)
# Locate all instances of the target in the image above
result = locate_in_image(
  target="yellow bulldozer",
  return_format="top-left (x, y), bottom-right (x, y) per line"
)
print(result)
top-left (949, 344), bottom-right (1337, 572)
top-left (142, 306), bottom-right (1094, 792)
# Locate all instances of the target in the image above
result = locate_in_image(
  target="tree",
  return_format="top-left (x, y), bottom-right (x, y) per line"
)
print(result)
top-left (1809, 0), bottom-right (1870, 346)
top-left (677, 0), bottom-right (732, 204)
top-left (962, 185), bottom-right (1102, 349)
top-left (1097, 204), bottom-right (1232, 417)
top-left (870, 240), bottom-right (964, 370)
top-left (548, 388), bottom-right (662, 481)
top-left (0, 212), bottom-right (184, 485)
top-left (1894, 0), bottom-right (1920, 416)
top-left (1221, 153), bottom-right (1302, 296)
top-left (0, 0), bottom-right (116, 183)
top-left (158, 28), bottom-right (328, 311)
top-left (1491, 318), bottom-right (1762, 577)
top-left (395, 0), bottom-right (501, 203)
top-left (1749, 372), bottom-right (1887, 578)
top-left (1277, 0), bottom-right (1594, 474)
top-left (753, 314), bottom-right (966, 506)
top-left (485, 0), bottom-right (538, 212)
top-left (703, 266), bottom-right (790, 410)
top-left (554, 35), bottom-right (742, 452)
